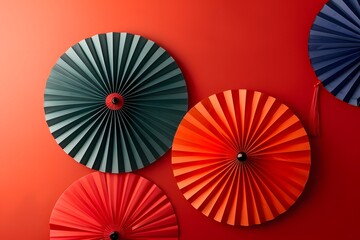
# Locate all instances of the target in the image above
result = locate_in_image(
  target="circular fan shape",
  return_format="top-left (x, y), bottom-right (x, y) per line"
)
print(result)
top-left (172, 89), bottom-right (311, 226)
top-left (309, 0), bottom-right (360, 106)
top-left (50, 172), bottom-right (178, 239)
top-left (44, 32), bottom-right (188, 172)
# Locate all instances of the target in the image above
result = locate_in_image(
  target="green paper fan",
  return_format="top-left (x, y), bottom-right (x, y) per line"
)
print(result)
top-left (44, 32), bottom-right (188, 172)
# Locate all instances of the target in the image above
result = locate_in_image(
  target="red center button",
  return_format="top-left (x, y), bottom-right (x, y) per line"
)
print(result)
top-left (106, 93), bottom-right (124, 110)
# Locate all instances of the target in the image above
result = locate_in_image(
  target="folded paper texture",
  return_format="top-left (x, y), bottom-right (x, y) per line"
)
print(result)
top-left (172, 89), bottom-right (311, 226)
top-left (44, 32), bottom-right (188, 173)
top-left (308, 0), bottom-right (360, 107)
top-left (50, 172), bottom-right (179, 239)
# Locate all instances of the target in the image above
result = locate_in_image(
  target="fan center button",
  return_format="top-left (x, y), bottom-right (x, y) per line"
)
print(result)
top-left (237, 152), bottom-right (247, 162)
top-left (106, 93), bottom-right (124, 110)
top-left (109, 231), bottom-right (120, 240)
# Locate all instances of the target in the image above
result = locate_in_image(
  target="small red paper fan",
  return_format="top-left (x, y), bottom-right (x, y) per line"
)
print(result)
top-left (50, 172), bottom-right (178, 239)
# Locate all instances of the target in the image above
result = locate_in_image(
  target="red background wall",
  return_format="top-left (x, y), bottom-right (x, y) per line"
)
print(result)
top-left (1, 0), bottom-right (359, 239)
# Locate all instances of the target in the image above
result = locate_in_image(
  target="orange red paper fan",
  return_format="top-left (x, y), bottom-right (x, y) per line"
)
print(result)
top-left (172, 89), bottom-right (311, 226)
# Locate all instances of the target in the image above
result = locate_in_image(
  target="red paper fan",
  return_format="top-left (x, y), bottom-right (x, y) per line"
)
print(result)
top-left (172, 89), bottom-right (311, 226)
top-left (50, 172), bottom-right (178, 239)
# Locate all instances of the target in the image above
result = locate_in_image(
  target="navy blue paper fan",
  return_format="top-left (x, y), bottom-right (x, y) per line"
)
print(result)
top-left (309, 0), bottom-right (360, 107)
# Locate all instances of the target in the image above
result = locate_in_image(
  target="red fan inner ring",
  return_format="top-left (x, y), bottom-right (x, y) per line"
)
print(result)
top-left (106, 93), bottom-right (124, 110)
